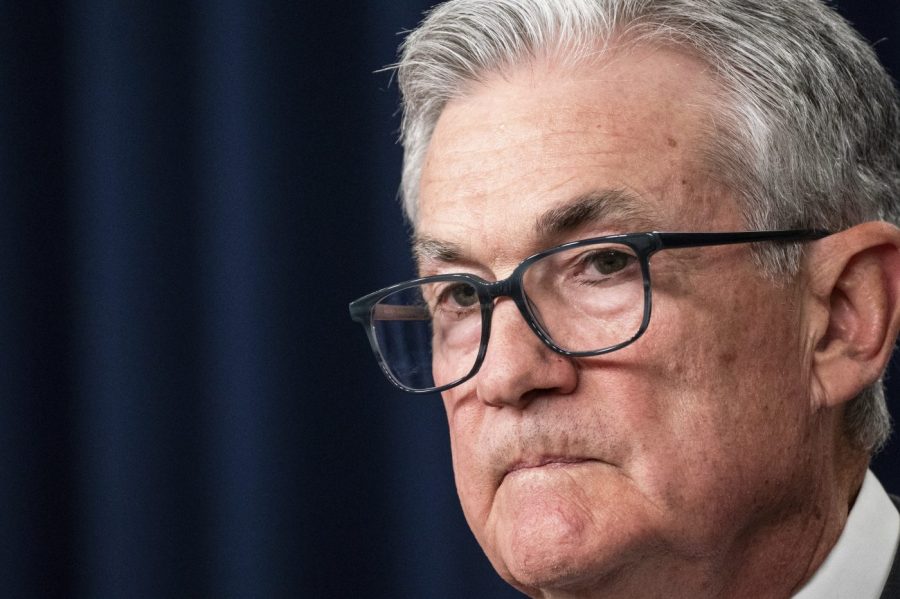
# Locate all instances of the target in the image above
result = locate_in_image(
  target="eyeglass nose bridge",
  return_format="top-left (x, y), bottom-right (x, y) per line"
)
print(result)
top-left (476, 272), bottom-right (564, 357)
top-left (480, 274), bottom-right (518, 300)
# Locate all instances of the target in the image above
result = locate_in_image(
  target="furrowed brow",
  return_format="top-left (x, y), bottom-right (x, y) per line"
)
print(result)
top-left (534, 189), bottom-right (658, 239)
top-left (412, 236), bottom-right (463, 264)
top-left (412, 189), bottom-right (657, 268)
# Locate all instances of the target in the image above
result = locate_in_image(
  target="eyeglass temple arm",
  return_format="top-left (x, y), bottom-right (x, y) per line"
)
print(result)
top-left (370, 304), bottom-right (430, 321)
top-left (655, 229), bottom-right (830, 250)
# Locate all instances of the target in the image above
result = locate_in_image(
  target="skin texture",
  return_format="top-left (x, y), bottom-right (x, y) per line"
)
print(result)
top-left (414, 46), bottom-right (900, 598)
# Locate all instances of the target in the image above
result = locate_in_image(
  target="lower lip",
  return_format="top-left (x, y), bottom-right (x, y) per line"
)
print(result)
top-left (507, 458), bottom-right (593, 475)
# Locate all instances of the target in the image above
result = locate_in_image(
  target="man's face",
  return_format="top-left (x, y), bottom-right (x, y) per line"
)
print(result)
top-left (416, 47), bottom-right (822, 596)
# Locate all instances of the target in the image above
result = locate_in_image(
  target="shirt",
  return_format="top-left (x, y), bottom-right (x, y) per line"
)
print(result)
top-left (793, 470), bottom-right (900, 599)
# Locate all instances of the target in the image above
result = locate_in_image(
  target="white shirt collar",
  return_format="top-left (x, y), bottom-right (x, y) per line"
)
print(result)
top-left (793, 470), bottom-right (899, 599)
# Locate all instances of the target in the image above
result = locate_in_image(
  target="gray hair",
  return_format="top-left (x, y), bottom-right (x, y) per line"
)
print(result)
top-left (395, 0), bottom-right (900, 452)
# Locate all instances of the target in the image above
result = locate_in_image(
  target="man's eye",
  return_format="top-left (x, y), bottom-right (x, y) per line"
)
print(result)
top-left (587, 250), bottom-right (634, 275)
top-left (442, 283), bottom-right (478, 308)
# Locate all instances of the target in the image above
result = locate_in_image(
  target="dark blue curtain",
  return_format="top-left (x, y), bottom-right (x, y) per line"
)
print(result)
top-left (2, 2), bottom-right (898, 598)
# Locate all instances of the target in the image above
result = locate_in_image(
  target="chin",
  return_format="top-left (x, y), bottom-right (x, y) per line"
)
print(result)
top-left (487, 488), bottom-right (645, 596)
top-left (500, 547), bottom-right (611, 596)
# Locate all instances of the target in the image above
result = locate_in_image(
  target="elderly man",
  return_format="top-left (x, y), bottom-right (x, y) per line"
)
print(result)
top-left (350, 0), bottom-right (900, 597)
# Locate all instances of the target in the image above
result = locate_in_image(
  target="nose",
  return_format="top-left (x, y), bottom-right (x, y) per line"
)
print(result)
top-left (474, 298), bottom-right (578, 408)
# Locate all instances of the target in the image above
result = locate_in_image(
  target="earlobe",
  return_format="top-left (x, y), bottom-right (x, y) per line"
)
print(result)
top-left (806, 222), bottom-right (900, 409)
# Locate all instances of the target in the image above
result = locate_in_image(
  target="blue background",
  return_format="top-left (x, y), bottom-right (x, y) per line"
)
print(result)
top-left (2, 2), bottom-right (898, 597)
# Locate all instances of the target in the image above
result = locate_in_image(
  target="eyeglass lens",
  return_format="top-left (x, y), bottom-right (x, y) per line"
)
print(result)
top-left (370, 241), bottom-right (646, 391)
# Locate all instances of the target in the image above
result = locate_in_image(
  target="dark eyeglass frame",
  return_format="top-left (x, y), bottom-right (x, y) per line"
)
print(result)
top-left (349, 229), bottom-right (829, 394)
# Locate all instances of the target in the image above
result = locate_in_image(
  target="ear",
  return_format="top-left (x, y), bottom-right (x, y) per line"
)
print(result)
top-left (805, 222), bottom-right (900, 409)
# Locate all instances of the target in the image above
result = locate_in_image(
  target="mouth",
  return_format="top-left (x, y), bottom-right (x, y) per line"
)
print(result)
top-left (505, 457), bottom-right (596, 476)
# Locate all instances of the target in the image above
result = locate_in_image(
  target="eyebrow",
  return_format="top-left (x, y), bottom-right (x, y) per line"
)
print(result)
top-left (412, 188), bottom-right (659, 264)
top-left (413, 236), bottom-right (464, 263)
top-left (533, 189), bottom-right (658, 239)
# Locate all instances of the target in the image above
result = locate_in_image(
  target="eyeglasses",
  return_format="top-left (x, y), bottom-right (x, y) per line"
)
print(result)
top-left (349, 230), bottom-right (828, 393)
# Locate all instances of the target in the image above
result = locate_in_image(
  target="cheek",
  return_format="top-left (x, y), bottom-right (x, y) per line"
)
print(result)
top-left (443, 395), bottom-right (497, 531)
top-left (646, 262), bottom-right (801, 398)
top-left (617, 277), bottom-right (809, 504)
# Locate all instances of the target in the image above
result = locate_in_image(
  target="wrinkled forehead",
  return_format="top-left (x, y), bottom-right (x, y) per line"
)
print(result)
top-left (414, 47), bottom-right (739, 266)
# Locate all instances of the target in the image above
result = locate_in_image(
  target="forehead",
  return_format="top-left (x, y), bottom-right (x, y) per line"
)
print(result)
top-left (416, 46), bottom-right (740, 264)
